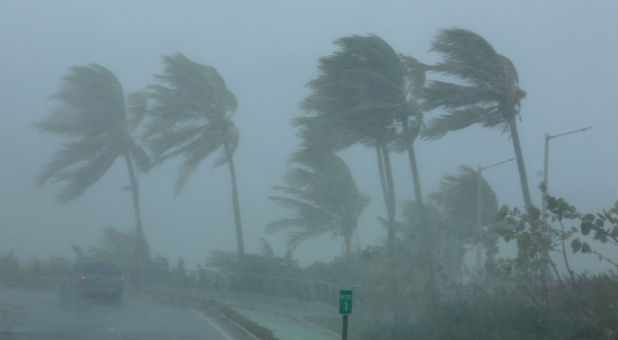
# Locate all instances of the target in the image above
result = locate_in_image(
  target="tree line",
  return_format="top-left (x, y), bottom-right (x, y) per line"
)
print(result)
top-left (34, 28), bottom-right (536, 282)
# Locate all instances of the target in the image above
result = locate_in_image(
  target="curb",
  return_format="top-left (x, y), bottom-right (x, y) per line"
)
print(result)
top-left (204, 306), bottom-right (261, 340)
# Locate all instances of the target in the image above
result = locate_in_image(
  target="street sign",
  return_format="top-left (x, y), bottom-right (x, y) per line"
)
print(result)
top-left (339, 290), bottom-right (353, 314)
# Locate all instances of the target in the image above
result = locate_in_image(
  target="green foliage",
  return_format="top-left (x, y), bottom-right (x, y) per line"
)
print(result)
top-left (430, 165), bottom-right (499, 243)
top-left (496, 205), bottom-right (553, 293)
top-left (268, 150), bottom-right (369, 256)
top-left (359, 298), bottom-right (601, 340)
top-left (301, 35), bottom-right (405, 149)
top-left (207, 251), bottom-right (298, 277)
top-left (34, 64), bottom-right (149, 203)
top-left (544, 191), bottom-right (618, 267)
top-left (143, 53), bottom-right (239, 195)
top-left (207, 251), bottom-right (301, 295)
top-left (422, 28), bottom-right (526, 139)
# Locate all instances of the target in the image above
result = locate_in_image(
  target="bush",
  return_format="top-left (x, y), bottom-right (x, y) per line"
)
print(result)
top-left (359, 298), bottom-right (602, 340)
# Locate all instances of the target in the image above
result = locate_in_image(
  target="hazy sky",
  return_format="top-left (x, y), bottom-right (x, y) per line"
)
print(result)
top-left (1, 1), bottom-right (616, 270)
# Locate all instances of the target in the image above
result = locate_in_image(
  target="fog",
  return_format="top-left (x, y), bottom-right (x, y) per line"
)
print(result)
top-left (0, 0), bottom-right (616, 274)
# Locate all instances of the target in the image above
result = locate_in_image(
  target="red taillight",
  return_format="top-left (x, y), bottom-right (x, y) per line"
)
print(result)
top-left (80, 275), bottom-right (87, 280)
top-left (120, 276), bottom-right (125, 281)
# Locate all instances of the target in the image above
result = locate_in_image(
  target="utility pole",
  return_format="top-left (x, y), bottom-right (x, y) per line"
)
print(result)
top-left (542, 127), bottom-right (591, 220)
top-left (476, 158), bottom-right (514, 269)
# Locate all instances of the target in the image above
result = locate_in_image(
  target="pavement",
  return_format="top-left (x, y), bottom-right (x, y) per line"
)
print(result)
top-left (0, 286), bottom-right (233, 340)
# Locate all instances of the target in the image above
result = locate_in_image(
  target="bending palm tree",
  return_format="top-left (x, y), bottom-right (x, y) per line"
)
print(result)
top-left (301, 35), bottom-right (405, 248)
top-left (143, 53), bottom-right (245, 256)
top-left (422, 28), bottom-right (531, 209)
top-left (34, 64), bottom-right (151, 266)
top-left (268, 149), bottom-right (369, 258)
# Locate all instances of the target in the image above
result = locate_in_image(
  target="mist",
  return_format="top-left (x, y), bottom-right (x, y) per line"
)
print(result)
top-left (0, 2), bottom-right (617, 338)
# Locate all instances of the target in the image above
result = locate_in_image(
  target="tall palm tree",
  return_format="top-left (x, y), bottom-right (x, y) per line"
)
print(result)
top-left (34, 64), bottom-right (151, 266)
top-left (142, 53), bottom-right (245, 256)
top-left (301, 35), bottom-right (406, 248)
top-left (268, 149), bottom-right (369, 258)
top-left (422, 28), bottom-right (531, 209)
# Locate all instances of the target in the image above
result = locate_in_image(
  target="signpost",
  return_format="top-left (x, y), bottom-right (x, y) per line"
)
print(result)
top-left (339, 290), bottom-right (352, 340)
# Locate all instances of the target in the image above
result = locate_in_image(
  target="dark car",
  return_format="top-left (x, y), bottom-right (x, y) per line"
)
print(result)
top-left (60, 261), bottom-right (125, 304)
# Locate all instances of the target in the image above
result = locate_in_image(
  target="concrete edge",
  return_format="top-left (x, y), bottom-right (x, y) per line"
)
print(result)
top-left (202, 305), bottom-right (262, 340)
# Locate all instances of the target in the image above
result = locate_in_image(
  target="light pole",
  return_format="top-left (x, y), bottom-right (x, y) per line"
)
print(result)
top-left (476, 157), bottom-right (515, 269)
top-left (542, 126), bottom-right (591, 220)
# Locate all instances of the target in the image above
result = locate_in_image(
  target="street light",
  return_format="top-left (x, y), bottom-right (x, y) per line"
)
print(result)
top-left (542, 126), bottom-right (591, 220)
top-left (476, 157), bottom-right (515, 269)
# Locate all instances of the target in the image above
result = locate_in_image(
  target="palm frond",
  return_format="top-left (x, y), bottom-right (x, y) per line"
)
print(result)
top-left (36, 135), bottom-right (111, 188)
top-left (143, 54), bottom-right (239, 193)
top-left (48, 64), bottom-right (126, 136)
top-left (422, 107), bottom-right (491, 140)
top-left (429, 165), bottom-right (498, 236)
top-left (152, 53), bottom-right (237, 118)
top-left (173, 131), bottom-right (223, 195)
top-left (269, 194), bottom-right (336, 219)
top-left (54, 145), bottom-right (120, 203)
top-left (126, 92), bottom-right (149, 132)
top-left (145, 123), bottom-right (204, 161)
top-left (430, 28), bottom-right (502, 87)
top-left (399, 54), bottom-right (427, 98)
top-left (300, 35), bottom-right (405, 147)
top-left (423, 81), bottom-right (503, 111)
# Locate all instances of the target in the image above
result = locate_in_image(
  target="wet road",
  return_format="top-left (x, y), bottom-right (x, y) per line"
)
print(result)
top-left (0, 286), bottom-right (232, 339)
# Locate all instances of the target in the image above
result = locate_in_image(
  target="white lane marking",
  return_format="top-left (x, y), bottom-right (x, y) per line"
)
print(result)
top-left (193, 310), bottom-right (233, 340)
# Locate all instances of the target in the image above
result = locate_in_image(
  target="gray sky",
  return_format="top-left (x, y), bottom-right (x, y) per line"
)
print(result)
top-left (1, 0), bottom-right (616, 270)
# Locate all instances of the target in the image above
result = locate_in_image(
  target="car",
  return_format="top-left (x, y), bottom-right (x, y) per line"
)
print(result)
top-left (60, 261), bottom-right (125, 304)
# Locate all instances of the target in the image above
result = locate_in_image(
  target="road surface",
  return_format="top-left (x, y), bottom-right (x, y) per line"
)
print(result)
top-left (0, 286), bottom-right (233, 339)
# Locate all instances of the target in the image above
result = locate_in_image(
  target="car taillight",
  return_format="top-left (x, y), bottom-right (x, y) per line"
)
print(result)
top-left (120, 276), bottom-right (125, 281)
top-left (80, 275), bottom-right (87, 280)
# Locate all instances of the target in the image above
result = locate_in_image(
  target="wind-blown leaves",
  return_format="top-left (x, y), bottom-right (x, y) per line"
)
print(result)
top-left (301, 35), bottom-right (406, 147)
top-left (429, 165), bottom-right (498, 241)
top-left (37, 65), bottom-right (126, 137)
top-left (34, 64), bottom-right (150, 203)
top-left (422, 28), bottom-right (526, 139)
top-left (143, 53), bottom-right (239, 193)
top-left (268, 150), bottom-right (369, 256)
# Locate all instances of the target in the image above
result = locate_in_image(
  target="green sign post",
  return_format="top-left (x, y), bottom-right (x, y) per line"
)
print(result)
top-left (339, 290), bottom-right (353, 340)
top-left (339, 290), bottom-right (353, 314)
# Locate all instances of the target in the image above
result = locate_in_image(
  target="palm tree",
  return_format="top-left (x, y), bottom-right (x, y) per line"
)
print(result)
top-left (429, 166), bottom-right (499, 274)
top-left (422, 28), bottom-right (531, 209)
top-left (301, 35), bottom-right (406, 248)
top-left (397, 55), bottom-right (431, 231)
top-left (268, 149), bottom-right (369, 258)
top-left (34, 64), bottom-right (151, 267)
top-left (142, 53), bottom-right (245, 256)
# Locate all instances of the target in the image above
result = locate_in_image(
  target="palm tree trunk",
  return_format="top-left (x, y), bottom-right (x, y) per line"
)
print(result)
top-left (402, 118), bottom-right (439, 302)
top-left (376, 146), bottom-right (390, 215)
top-left (224, 140), bottom-right (245, 257)
top-left (381, 144), bottom-right (397, 249)
top-left (402, 118), bottom-right (427, 225)
top-left (124, 153), bottom-right (149, 277)
top-left (510, 119), bottom-right (533, 210)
